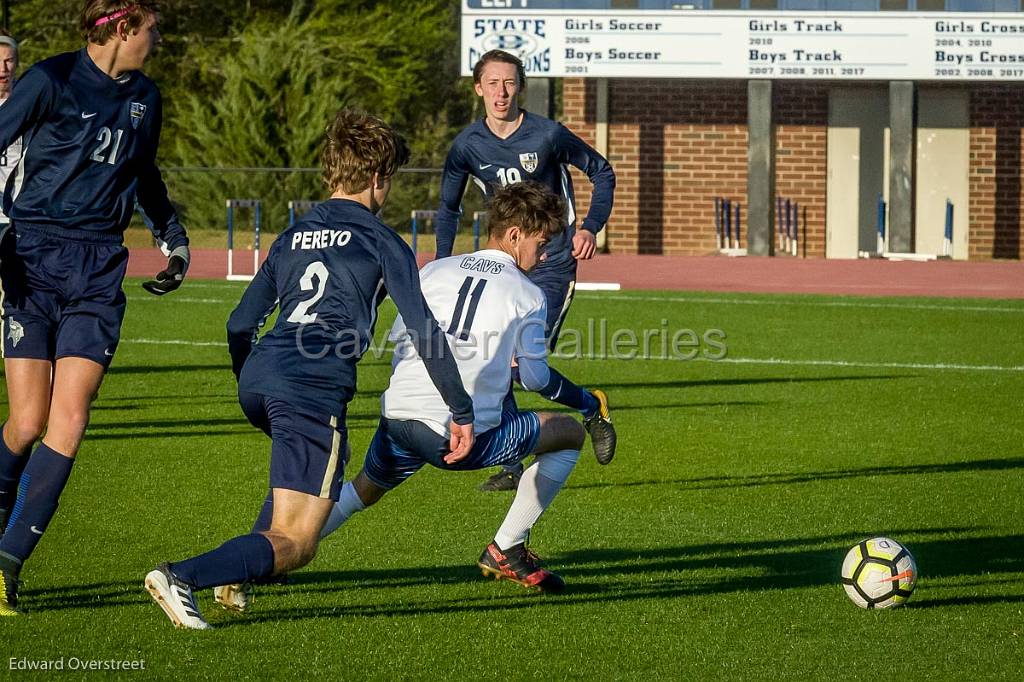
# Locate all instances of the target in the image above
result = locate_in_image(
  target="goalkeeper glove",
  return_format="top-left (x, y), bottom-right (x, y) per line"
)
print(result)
top-left (143, 245), bottom-right (190, 296)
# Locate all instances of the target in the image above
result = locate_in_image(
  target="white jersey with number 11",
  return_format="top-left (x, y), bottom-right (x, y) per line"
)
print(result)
top-left (382, 249), bottom-right (548, 436)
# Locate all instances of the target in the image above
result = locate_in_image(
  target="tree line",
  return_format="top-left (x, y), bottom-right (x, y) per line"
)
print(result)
top-left (10, 0), bottom-right (481, 232)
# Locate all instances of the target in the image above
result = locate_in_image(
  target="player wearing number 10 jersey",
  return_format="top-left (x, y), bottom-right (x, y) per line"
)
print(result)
top-left (436, 49), bottom-right (616, 491)
top-left (144, 109), bottom-right (475, 630)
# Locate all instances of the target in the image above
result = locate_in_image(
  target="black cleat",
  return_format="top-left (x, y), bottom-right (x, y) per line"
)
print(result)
top-left (0, 559), bottom-right (20, 616)
top-left (479, 468), bottom-right (521, 492)
top-left (584, 389), bottom-right (617, 465)
top-left (478, 542), bottom-right (565, 594)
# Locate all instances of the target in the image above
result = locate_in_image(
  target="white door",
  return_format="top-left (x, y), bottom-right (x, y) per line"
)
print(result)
top-left (826, 88), bottom-right (889, 259)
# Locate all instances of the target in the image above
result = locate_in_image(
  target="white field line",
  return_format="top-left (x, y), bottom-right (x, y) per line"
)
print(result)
top-left (128, 297), bottom-right (229, 304)
top-left (576, 293), bottom-right (1024, 314)
top-left (119, 338), bottom-right (1024, 372)
top-left (548, 353), bottom-right (1024, 372)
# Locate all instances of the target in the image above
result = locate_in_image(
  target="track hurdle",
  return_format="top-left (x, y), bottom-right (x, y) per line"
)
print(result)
top-left (472, 211), bottom-right (487, 252)
top-left (942, 199), bottom-right (954, 258)
top-left (226, 199), bottom-right (262, 282)
top-left (714, 197), bottom-right (745, 255)
top-left (410, 210), bottom-right (436, 254)
top-left (877, 194), bottom-right (887, 255)
top-left (288, 200), bottom-right (321, 228)
top-left (775, 197), bottom-right (800, 256)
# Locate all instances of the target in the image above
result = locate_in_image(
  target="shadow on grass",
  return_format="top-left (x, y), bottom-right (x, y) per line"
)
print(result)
top-left (567, 456), bottom-right (1024, 492)
top-left (589, 375), bottom-right (917, 391)
top-left (107, 363), bottom-right (229, 375)
top-left (21, 531), bottom-right (1023, 621)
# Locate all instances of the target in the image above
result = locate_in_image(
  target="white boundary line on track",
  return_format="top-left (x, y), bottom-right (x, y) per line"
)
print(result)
top-left (120, 338), bottom-right (1024, 372)
top-left (576, 293), bottom-right (1024, 314)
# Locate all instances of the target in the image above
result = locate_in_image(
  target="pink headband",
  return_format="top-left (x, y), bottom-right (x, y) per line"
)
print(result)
top-left (93, 5), bottom-right (137, 27)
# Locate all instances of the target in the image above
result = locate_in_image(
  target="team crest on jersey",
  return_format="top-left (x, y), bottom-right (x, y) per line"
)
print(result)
top-left (7, 318), bottom-right (24, 348)
top-left (519, 152), bottom-right (538, 174)
top-left (130, 102), bottom-right (147, 130)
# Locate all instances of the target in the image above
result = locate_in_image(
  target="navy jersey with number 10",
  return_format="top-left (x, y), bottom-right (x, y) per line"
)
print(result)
top-left (227, 199), bottom-right (474, 423)
top-left (435, 111), bottom-right (615, 271)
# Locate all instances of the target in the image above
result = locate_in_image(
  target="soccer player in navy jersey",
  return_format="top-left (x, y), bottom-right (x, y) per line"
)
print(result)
top-left (435, 49), bottom-right (617, 491)
top-left (0, 32), bottom-right (22, 234)
top-left (0, 1), bottom-right (189, 616)
top-left (144, 109), bottom-right (476, 630)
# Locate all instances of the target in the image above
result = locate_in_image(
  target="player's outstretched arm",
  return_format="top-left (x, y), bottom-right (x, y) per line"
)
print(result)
top-left (557, 124), bottom-right (616, 257)
top-left (136, 95), bottom-right (191, 295)
top-left (516, 303), bottom-right (599, 414)
top-left (435, 144), bottom-right (471, 260)
top-left (381, 235), bottom-right (475, 432)
top-left (226, 258), bottom-right (278, 378)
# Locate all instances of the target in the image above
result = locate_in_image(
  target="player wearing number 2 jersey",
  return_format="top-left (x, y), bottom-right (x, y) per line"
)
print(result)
top-left (144, 109), bottom-right (475, 630)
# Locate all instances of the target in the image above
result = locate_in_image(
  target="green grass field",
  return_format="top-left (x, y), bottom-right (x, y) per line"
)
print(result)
top-left (3, 279), bottom-right (1023, 679)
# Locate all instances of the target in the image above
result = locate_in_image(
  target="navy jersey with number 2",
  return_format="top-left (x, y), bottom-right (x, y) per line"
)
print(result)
top-left (227, 199), bottom-right (474, 424)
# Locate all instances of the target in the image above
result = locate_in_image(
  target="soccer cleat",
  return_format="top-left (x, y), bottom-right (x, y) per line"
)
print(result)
top-left (479, 468), bottom-right (521, 492)
top-left (213, 583), bottom-right (250, 613)
top-left (145, 563), bottom-right (211, 630)
top-left (478, 542), bottom-right (565, 594)
top-left (0, 563), bottom-right (19, 616)
top-left (584, 389), bottom-right (617, 465)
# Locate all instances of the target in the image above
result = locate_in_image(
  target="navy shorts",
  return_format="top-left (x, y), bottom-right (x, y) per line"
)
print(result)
top-left (1, 227), bottom-right (128, 368)
top-left (239, 391), bottom-right (348, 501)
top-left (528, 260), bottom-right (577, 351)
top-left (363, 411), bottom-right (542, 490)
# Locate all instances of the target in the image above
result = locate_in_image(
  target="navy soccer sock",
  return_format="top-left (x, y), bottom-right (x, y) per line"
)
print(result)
top-left (250, 491), bottom-right (273, 533)
top-left (0, 428), bottom-right (31, 532)
top-left (538, 368), bottom-right (600, 417)
top-left (0, 443), bottom-right (75, 564)
top-left (169, 533), bottom-right (275, 590)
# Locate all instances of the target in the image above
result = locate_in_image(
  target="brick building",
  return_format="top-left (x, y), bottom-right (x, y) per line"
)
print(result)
top-left (561, 78), bottom-right (1023, 260)
top-left (463, 1), bottom-right (1023, 260)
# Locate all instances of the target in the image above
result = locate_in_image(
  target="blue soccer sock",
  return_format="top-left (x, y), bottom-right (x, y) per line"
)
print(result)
top-left (0, 428), bottom-right (31, 530)
top-left (250, 491), bottom-right (273, 534)
top-left (0, 443), bottom-right (75, 564)
top-left (168, 533), bottom-right (275, 590)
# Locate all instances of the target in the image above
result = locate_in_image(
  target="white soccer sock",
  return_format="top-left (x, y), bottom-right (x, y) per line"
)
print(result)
top-left (493, 449), bottom-right (579, 551)
top-left (320, 481), bottom-right (366, 539)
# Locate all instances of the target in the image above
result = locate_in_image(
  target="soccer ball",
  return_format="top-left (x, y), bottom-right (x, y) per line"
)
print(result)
top-left (841, 536), bottom-right (917, 609)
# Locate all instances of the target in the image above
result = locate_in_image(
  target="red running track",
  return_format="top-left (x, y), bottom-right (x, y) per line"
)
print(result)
top-left (127, 248), bottom-right (1024, 300)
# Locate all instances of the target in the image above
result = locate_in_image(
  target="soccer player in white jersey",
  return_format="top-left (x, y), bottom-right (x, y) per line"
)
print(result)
top-left (0, 33), bottom-right (21, 235)
top-left (315, 182), bottom-right (615, 593)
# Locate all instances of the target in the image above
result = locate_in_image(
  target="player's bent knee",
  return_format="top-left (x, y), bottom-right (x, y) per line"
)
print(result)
top-left (534, 413), bottom-right (586, 453)
top-left (4, 416), bottom-right (46, 453)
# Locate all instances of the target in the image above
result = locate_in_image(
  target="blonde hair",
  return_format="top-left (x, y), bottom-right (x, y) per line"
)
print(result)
top-left (322, 109), bottom-right (410, 194)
